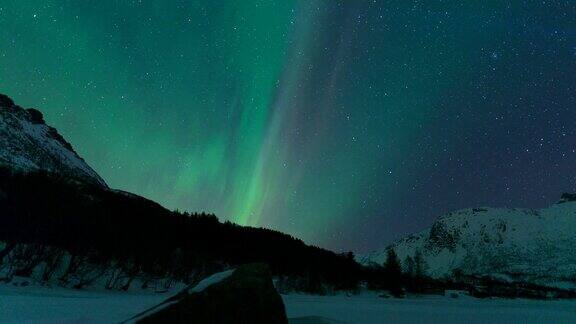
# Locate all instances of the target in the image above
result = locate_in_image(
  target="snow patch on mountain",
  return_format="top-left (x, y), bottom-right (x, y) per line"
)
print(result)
top-left (0, 94), bottom-right (106, 187)
top-left (360, 198), bottom-right (576, 286)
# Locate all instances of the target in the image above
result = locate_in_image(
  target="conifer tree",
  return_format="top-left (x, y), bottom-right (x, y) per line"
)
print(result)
top-left (383, 248), bottom-right (403, 297)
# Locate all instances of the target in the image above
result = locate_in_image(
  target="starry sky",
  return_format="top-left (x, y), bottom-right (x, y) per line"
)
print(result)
top-left (1, 1), bottom-right (575, 252)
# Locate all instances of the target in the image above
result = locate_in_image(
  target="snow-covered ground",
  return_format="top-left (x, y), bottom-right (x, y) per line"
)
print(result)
top-left (1, 285), bottom-right (575, 323)
top-left (283, 293), bottom-right (576, 324)
top-left (0, 284), bottom-right (173, 323)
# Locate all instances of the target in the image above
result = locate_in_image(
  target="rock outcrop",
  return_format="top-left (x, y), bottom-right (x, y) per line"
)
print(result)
top-left (360, 197), bottom-right (576, 288)
top-left (0, 93), bottom-right (106, 187)
top-left (131, 263), bottom-right (288, 324)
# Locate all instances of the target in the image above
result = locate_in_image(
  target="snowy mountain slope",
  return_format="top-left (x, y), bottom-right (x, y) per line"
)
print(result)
top-left (360, 195), bottom-right (576, 285)
top-left (0, 94), bottom-right (106, 187)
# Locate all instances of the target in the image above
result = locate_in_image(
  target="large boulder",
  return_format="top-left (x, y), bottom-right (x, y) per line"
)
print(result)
top-left (134, 263), bottom-right (288, 324)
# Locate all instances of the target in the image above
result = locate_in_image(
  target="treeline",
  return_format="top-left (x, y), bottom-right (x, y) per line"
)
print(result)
top-left (363, 249), bottom-right (437, 297)
top-left (0, 167), bottom-right (360, 291)
top-left (363, 249), bottom-right (576, 299)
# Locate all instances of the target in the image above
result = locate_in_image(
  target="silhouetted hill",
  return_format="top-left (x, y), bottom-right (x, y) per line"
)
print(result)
top-left (0, 166), bottom-right (360, 291)
top-left (0, 93), bottom-right (359, 291)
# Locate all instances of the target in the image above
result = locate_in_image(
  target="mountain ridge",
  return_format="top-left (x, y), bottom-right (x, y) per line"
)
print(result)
top-left (0, 93), bottom-right (360, 292)
top-left (0, 93), bottom-right (106, 187)
top-left (359, 197), bottom-right (576, 288)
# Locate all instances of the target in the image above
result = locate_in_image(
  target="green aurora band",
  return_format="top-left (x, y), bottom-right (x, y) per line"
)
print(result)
top-left (1, 1), bottom-right (575, 251)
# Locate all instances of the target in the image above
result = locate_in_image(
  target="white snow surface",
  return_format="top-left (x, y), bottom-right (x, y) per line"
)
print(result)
top-left (0, 282), bottom-right (176, 324)
top-left (283, 293), bottom-right (576, 324)
top-left (0, 104), bottom-right (106, 186)
top-left (359, 200), bottom-right (576, 286)
top-left (1, 285), bottom-right (575, 324)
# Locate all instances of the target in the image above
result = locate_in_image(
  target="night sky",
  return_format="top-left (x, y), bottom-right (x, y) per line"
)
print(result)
top-left (1, 1), bottom-right (575, 252)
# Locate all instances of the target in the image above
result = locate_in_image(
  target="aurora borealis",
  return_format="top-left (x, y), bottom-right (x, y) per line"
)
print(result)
top-left (1, 1), bottom-right (575, 252)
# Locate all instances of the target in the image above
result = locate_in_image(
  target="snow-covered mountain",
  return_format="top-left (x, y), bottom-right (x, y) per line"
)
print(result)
top-left (360, 194), bottom-right (576, 286)
top-left (0, 94), bottom-right (106, 187)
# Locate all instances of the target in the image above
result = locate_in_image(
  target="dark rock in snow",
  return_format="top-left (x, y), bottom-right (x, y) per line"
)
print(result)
top-left (134, 263), bottom-right (288, 324)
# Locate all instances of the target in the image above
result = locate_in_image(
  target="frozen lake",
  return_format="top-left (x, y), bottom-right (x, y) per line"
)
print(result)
top-left (0, 284), bottom-right (575, 323)
top-left (283, 293), bottom-right (576, 324)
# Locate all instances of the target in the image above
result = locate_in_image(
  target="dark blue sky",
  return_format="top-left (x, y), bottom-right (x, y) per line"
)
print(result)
top-left (1, 1), bottom-right (575, 252)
